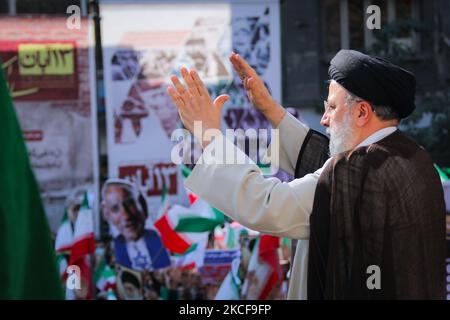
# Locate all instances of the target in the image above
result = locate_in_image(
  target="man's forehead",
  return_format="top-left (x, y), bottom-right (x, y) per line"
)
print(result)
top-left (105, 184), bottom-right (131, 198)
top-left (106, 184), bottom-right (124, 192)
top-left (105, 189), bottom-right (122, 204)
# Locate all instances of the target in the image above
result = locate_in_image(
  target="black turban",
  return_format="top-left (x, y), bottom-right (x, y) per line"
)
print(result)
top-left (328, 49), bottom-right (416, 119)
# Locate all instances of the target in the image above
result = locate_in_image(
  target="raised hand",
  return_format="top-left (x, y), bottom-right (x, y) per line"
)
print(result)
top-left (167, 67), bottom-right (229, 147)
top-left (229, 52), bottom-right (285, 127)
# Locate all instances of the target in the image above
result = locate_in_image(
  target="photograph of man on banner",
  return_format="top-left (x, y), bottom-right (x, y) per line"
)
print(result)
top-left (116, 265), bottom-right (144, 300)
top-left (101, 178), bottom-right (171, 271)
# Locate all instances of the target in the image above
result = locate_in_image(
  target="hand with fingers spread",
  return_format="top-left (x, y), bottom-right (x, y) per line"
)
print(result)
top-left (229, 52), bottom-right (285, 127)
top-left (167, 67), bottom-right (229, 148)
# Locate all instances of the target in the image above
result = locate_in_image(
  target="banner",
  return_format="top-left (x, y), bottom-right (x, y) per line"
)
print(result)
top-left (100, 0), bottom-right (281, 222)
top-left (199, 249), bottom-right (241, 285)
top-left (0, 17), bottom-right (99, 233)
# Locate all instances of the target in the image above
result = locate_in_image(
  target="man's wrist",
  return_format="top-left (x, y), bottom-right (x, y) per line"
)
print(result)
top-left (201, 139), bottom-right (212, 149)
top-left (263, 101), bottom-right (286, 128)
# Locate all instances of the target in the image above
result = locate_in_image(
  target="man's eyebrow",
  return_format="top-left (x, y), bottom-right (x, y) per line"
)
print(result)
top-left (325, 95), bottom-right (336, 103)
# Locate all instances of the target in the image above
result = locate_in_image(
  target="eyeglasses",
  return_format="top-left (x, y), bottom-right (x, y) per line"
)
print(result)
top-left (323, 98), bottom-right (365, 113)
top-left (323, 100), bottom-right (336, 113)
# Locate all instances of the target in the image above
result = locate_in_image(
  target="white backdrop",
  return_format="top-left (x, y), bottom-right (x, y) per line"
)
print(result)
top-left (101, 0), bottom-right (281, 221)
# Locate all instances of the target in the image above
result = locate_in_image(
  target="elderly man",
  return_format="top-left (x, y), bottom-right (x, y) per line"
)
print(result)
top-left (101, 178), bottom-right (171, 271)
top-left (167, 50), bottom-right (446, 299)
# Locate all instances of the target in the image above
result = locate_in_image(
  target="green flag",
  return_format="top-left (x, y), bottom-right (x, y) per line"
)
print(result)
top-left (443, 167), bottom-right (450, 177)
top-left (0, 67), bottom-right (63, 299)
top-left (434, 164), bottom-right (449, 182)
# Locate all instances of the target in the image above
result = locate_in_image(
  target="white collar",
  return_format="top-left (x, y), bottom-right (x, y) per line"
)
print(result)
top-left (356, 126), bottom-right (397, 148)
top-left (317, 126), bottom-right (398, 174)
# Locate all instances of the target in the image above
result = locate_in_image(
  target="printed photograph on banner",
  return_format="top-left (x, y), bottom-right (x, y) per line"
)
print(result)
top-left (199, 249), bottom-right (241, 286)
top-left (116, 264), bottom-right (144, 300)
top-left (101, 178), bottom-right (171, 272)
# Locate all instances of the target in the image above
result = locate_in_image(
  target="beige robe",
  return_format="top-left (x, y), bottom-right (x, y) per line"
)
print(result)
top-left (184, 112), bottom-right (398, 299)
top-left (185, 112), bottom-right (321, 299)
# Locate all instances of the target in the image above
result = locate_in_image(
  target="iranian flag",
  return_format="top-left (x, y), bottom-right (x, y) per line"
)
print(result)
top-left (172, 198), bottom-right (224, 233)
top-left (242, 235), bottom-right (281, 300)
top-left (55, 209), bottom-right (73, 254)
top-left (69, 192), bottom-right (95, 264)
top-left (155, 186), bottom-right (223, 254)
top-left (95, 261), bottom-right (116, 293)
top-left (54, 209), bottom-right (73, 282)
top-left (155, 201), bottom-right (222, 253)
top-left (215, 255), bottom-right (241, 300)
top-left (106, 288), bottom-right (117, 300)
top-left (172, 232), bottom-right (209, 270)
top-left (154, 185), bottom-right (191, 254)
top-left (224, 221), bottom-right (251, 249)
top-left (155, 167), bottom-right (223, 263)
top-left (178, 165), bottom-right (224, 232)
top-left (64, 192), bottom-right (95, 300)
top-left (182, 166), bottom-right (199, 205)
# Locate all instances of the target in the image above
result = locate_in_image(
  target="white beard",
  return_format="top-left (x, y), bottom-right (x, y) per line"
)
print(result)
top-left (326, 110), bottom-right (356, 157)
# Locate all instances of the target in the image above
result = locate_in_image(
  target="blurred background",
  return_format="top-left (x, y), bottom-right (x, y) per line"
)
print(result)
top-left (0, 0), bottom-right (449, 300)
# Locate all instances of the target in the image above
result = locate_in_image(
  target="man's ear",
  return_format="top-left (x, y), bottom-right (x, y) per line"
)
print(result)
top-left (355, 101), bottom-right (373, 127)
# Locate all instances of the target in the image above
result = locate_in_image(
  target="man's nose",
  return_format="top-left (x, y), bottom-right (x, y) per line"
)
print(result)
top-left (320, 111), bottom-right (330, 127)
top-left (123, 203), bottom-right (139, 220)
top-left (121, 210), bottom-right (133, 221)
top-left (119, 207), bottom-right (131, 220)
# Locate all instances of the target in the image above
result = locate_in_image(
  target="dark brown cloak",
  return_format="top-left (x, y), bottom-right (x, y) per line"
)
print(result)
top-left (306, 130), bottom-right (446, 299)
